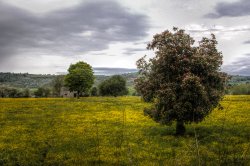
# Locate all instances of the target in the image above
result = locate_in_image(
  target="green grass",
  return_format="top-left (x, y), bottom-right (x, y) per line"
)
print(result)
top-left (0, 96), bottom-right (249, 165)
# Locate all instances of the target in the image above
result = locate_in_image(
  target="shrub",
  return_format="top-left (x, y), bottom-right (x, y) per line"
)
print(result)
top-left (99, 75), bottom-right (128, 97)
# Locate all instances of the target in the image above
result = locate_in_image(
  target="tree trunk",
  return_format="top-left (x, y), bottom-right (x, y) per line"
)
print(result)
top-left (176, 120), bottom-right (186, 135)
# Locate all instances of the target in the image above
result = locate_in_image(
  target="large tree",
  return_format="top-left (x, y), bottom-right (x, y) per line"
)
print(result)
top-left (135, 27), bottom-right (228, 135)
top-left (65, 61), bottom-right (94, 98)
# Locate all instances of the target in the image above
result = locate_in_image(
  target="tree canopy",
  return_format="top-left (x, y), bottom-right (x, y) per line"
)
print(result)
top-left (65, 61), bottom-right (94, 98)
top-left (99, 75), bottom-right (128, 97)
top-left (135, 27), bottom-right (228, 135)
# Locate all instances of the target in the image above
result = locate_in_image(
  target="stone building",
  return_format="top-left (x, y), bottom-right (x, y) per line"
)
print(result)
top-left (60, 87), bottom-right (77, 98)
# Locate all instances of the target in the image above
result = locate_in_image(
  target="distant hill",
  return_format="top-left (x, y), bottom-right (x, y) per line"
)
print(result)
top-left (0, 73), bottom-right (55, 88)
top-left (0, 72), bottom-right (138, 89)
top-left (0, 72), bottom-right (248, 89)
top-left (228, 75), bottom-right (250, 85)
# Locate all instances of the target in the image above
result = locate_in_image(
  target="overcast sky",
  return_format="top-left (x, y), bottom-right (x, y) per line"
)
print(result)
top-left (0, 0), bottom-right (249, 75)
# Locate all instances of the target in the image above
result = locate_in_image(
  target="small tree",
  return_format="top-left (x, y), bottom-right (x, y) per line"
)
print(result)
top-left (135, 27), bottom-right (228, 135)
top-left (99, 75), bottom-right (128, 97)
top-left (65, 61), bottom-right (94, 98)
top-left (52, 75), bottom-right (65, 97)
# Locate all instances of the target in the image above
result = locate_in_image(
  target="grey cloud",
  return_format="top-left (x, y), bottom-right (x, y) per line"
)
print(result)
top-left (186, 25), bottom-right (250, 33)
top-left (123, 48), bottom-right (146, 55)
top-left (205, 0), bottom-right (250, 18)
top-left (134, 41), bottom-right (149, 45)
top-left (88, 52), bottom-right (117, 56)
top-left (186, 24), bottom-right (250, 41)
top-left (0, 1), bottom-right (149, 63)
top-left (223, 54), bottom-right (250, 76)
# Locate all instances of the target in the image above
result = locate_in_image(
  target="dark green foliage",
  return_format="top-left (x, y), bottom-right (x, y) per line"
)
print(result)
top-left (99, 75), bottom-right (128, 97)
top-left (65, 61), bottom-right (94, 98)
top-left (135, 27), bottom-right (228, 135)
top-left (91, 87), bottom-right (98, 96)
top-left (34, 87), bottom-right (51, 97)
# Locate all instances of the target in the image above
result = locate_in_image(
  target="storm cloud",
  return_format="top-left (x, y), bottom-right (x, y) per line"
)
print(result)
top-left (1, 0), bottom-right (250, 76)
top-left (0, 1), bottom-right (149, 62)
top-left (205, 0), bottom-right (250, 18)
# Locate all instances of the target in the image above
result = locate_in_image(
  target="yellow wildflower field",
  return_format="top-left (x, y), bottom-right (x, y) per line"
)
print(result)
top-left (0, 96), bottom-right (249, 165)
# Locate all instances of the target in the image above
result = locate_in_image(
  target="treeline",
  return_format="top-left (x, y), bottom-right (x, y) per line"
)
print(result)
top-left (1, 72), bottom-right (249, 88)
top-left (0, 86), bottom-right (30, 98)
top-left (1, 72), bottom-right (249, 97)
top-left (0, 87), bottom-right (63, 98)
top-left (0, 86), bottom-right (55, 98)
top-left (0, 75), bottom-right (131, 98)
top-left (0, 72), bottom-right (137, 89)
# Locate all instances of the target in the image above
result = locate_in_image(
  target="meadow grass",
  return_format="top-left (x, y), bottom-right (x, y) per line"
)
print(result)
top-left (0, 96), bottom-right (249, 165)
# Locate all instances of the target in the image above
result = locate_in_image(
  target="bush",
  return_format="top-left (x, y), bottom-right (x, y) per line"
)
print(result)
top-left (34, 87), bottom-right (51, 97)
top-left (99, 75), bottom-right (128, 97)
